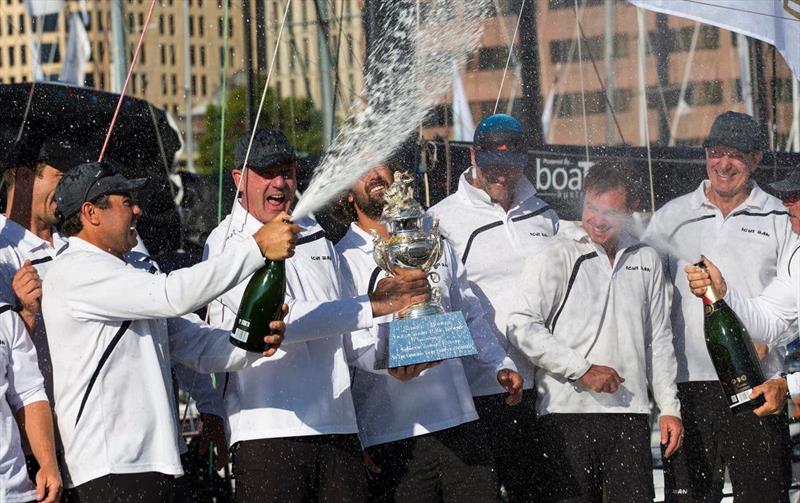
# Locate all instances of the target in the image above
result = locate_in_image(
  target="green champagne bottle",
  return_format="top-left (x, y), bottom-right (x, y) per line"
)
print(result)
top-left (697, 262), bottom-right (766, 414)
top-left (230, 259), bottom-right (286, 353)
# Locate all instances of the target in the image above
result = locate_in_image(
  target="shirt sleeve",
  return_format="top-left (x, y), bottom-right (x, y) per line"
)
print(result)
top-left (645, 255), bottom-right (681, 418)
top-left (446, 243), bottom-right (516, 374)
top-left (65, 237), bottom-right (265, 322)
top-left (168, 313), bottom-right (261, 374)
top-left (507, 248), bottom-right (592, 381)
top-left (172, 362), bottom-right (225, 417)
top-left (4, 310), bottom-right (47, 412)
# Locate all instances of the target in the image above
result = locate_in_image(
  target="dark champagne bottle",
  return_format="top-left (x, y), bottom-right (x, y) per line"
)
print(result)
top-left (230, 260), bottom-right (286, 353)
top-left (697, 262), bottom-right (766, 414)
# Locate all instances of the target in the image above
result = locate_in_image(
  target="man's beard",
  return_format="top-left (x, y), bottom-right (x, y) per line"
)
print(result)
top-left (353, 191), bottom-right (385, 219)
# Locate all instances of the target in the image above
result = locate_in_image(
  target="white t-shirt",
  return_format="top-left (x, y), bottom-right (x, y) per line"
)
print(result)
top-left (428, 171), bottom-right (559, 396)
top-left (336, 223), bottom-right (515, 447)
top-left (645, 181), bottom-right (797, 381)
top-left (204, 205), bottom-right (377, 445)
top-left (1, 303), bottom-right (48, 503)
top-left (42, 236), bottom-right (264, 487)
top-left (507, 225), bottom-right (681, 418)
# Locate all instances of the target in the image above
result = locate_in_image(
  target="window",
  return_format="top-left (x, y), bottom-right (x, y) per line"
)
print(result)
top-left (84, 73), bottom-right (94, 87)
top-left (42, 13), bottom-right (58, 32)
top-left (201, 75), bottom-right (207, 95)
top-left (171, 74), bottom-right (177, 95)
top-left (556, 89), bottom-right (632, 117)
top-left (159, 14), bottom-right (164, 35)
top-left (170, 45), bottom-right (175, 65)
top-left (20, 45), bottom-right (25, 65)
top-left (302, 0), bottom-right (307, 23)
top-left (97, 10), bottom-right (104, 31)
top-left (169, 14), bottom-right (174, 35)
top-left (128, 13), bottom-right (134, 30)
top-left (189, 15), bottom-right (194, 36)
top-left (138, 13), bottom-right (144, 30)
top-left (200, 46), bottom-right (206, 65)
top-left (160, 45), bottom-right (166, 64)
top-left (141, 75), bottom-right (148, 94)
top-left (648, 25), bottom-right (719, 53)
top-left (18, 13), bottom-right (24, 34)
top-left (190, 45), bottom-right (195, 65)
top-left (131, 74), bottom-right (137, 93)
top-left (161, 74), bottom-right (167, 94)
top-left (9, 45), bottom-right (15, 66)
top-left (692, 80), bottom-right (723, 106)
top-left (549, 0), bottom-right (604, 9)
top-left (98, 42), bottom-right (105, 62)
top-left (217, 17), bottom-right (223, 37)
top-left (198, 16), bottom-right (204, 36)
top-left (550, 34), bottom-right (629, 64)
top-left (191, 75), bottom-right (196, 96)
top-left (140, 44), bottom-right (146, 63)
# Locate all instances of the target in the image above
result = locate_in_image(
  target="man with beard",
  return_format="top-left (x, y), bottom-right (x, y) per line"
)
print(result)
top-left (41, 161), bottom-right (295, 501)
top-left (644, 111), bottom-right (795, 502)
top-left (1, 136), bottom-right (232, 483)
top-left (427, 114), bottom-right (559, 502)
top-left (508, 160), bottom-right (683, 503)
top-left (334, 156), bottom-right (523, 503)
top-left (204, 130), bottom-right (431, 502)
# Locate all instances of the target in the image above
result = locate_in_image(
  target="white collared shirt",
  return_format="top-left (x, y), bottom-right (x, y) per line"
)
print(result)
top-left (1, 304), bottom-right (47, 503)
top-left (42, 235), bottom-right (264, 488)
top-left (336, 223), bottom-right (516, 447)
top-left (507, 225), bottom-right (681, 417)
top-left (428, 170), bottom-right (559, 396)
top-left (204, 204), bottom-right (376, 445)
top-left (645, 181), bottom-right (797, 381)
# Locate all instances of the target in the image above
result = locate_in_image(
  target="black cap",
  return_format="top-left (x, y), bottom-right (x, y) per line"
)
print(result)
top-left (472, 114), bottom-right (528, 169)
top-left (703, 111), bottom-right (767, 153)
top-left (2, 135), bottom-right (92, 173)
top-left (56, 161), bottom-right (149, 219)
top-left (768, 171), bottom-right (800, 197)
top-left (234, 129), bottom-right (297, 171)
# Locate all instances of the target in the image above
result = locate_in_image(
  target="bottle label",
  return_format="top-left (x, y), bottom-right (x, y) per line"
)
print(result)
top-left (232, 319), bottom-right (251, 343)
top-left (728, 388), bottom-right (754, 408)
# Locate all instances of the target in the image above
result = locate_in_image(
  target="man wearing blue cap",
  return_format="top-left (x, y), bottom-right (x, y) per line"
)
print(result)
top-left (645, 111), bottom-right (795, 502)
top-left (428, 114), bottom-right (559, 502)
top-left (40, 161), bottom-right (297, 502)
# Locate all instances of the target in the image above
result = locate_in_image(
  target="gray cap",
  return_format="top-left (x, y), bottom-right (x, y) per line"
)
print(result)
top-left (703, 111), bottom-right (767, 153)
top-left (768, 171), bottom-right (800, 197)
top-left (234, 129), bottom-right (297, 171)
top-left (55, 161), bottom-right (148, 219)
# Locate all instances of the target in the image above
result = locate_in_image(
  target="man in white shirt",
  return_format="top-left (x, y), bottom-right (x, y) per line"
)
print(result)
top-left (645, 112), bottom-right (795, 502)
top-left (427, 114), bottom-right (558, 502)
top-left (508, 160), bottom-right (683, 502)
top-left (42, 160), bottom-right (296, 502)
top-left (335, 158), bottom-right (523, 502)
top-left (1, 303), bottom-right (61, 503)
top-left (1, 136), bottom-right (232, 480)
top-left (204, 130), bottom-right (431, 502)
top-left (685, 171), bottom-right (800, 416)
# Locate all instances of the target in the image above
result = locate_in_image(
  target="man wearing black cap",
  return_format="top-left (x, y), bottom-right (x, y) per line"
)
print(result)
top-left (204, 129), bottom-right (431, 502)
top-left (645, 111), bottom-right (795, 502)
top-left (428, 114), bottom-right (559, 502)
top-left (40, 161), bottom-right (297, 501)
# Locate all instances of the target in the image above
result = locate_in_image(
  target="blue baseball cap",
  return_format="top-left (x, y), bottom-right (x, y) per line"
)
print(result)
top-left (472, 114), bottom-right (528, 169)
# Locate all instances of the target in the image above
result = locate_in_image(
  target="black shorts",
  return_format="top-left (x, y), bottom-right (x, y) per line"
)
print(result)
top-left (663, 381), bottom-right (791, 503)
top-left (365, 420), bottom-right (498, 503)
top-left (67, 472), bottom-right (174, 503)
top-left (232, 434), bottom-right (367, 503)
top-left (536, 413), bottom-right (654, 503)
top-left (473, 392), bottom-right (540, 503)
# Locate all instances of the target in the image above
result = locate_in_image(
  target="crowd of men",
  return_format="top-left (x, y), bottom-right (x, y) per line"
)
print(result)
top-left (2, 109), bottom-right (800, 503)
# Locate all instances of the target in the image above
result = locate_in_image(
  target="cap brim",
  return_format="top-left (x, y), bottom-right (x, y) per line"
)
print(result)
top-left (88, 175), bottom-right (149, 201)
top-left (702, 137), bottom-right (761, 153)
top-left (768, 176), bottom-right (800, 196)
top-left (474, 151), bottom-right (528, 169)
top-left (238, 152), bottom-right (298, 171)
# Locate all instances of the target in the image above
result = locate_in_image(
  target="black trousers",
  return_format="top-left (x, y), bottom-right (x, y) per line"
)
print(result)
top-left (68, 472), bottom-right (174, 503)
top-left (663, 381), bottom-right (791, 503)
top-left (536, 413), bottom-right (654, 503)
top-left (232, 434), bottom-right (367, 503)
top-left (473, 392), bottom-right (540, 503)
top-left (365, 420), bottom-right (498, 503)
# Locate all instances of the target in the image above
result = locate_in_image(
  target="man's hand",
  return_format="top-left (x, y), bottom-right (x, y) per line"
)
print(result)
top-left (684, 256), bottom-right (727, 299)
top-left (198, 413), bottom-right (229, 472)
top-left (260, 304), bottom-right (289, 358)
top-left (579, 364), bottom-right (624, 393)
top-left (252, 212), bottom-right (301, 260)
top-left (497, 369), bottom-right (523, 405)
top-left (369, 269), bottom-right (430, 317)
top-left (388, 361), bottom-right (441, 381)
top-left (660, 415), bottom-right (683, 459)
top-left (34, 461), bottom-right (61, 503)
top-left (752, 377), bottom-right (790, 416)
top-left (12, 260), bottom-right (41, 334)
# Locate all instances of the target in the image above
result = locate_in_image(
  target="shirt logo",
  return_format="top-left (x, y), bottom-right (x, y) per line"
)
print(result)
top-left (310, 255), bottom-right (332, 261)
top-left (529, 232), bottom-right (549, 237)
top-left (740, 227), bottom-right (770, 237)
top-left (625, 265), bottom-right (651, 272)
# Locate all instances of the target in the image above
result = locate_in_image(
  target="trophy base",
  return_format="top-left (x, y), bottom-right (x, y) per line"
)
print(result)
top-left (374, 311), bottom-right (478, 369)
top-left (398, 302), bottom-right (446, 319)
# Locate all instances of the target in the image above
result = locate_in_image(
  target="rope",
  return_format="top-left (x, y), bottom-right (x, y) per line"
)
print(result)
top-left (14, 82), bottom-right (36, 142)
top-left (220, 0), bottom-right (292, 250)
top-left (217, 0), bottom-right (232, 224)
top-left (636, 7), bottom-right (656, 212)
top-left (573, 0), bottom-right (590, 162)
top-left (493, 0), bottom-right (525, 115)
top-left (98, 0), bottom-right (158, 162)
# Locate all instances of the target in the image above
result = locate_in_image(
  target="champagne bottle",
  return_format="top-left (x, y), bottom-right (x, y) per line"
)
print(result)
top-left (230, 259), bottom-right (286, 353)
top-left (697, 262), bottom-right (765, 414)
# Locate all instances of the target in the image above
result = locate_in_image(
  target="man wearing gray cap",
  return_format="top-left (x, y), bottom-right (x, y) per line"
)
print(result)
top-left (41, 161), bottom-right (296, 502)
top-left (645, 111), bottom-right (795, 502)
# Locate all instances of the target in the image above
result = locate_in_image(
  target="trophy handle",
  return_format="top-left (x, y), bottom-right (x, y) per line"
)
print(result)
top-left (371, 230), bottom-right (395, 275)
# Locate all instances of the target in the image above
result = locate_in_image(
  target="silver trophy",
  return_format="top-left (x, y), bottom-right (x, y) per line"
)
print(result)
top-left (371, 171), bottom-right (445, 319)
